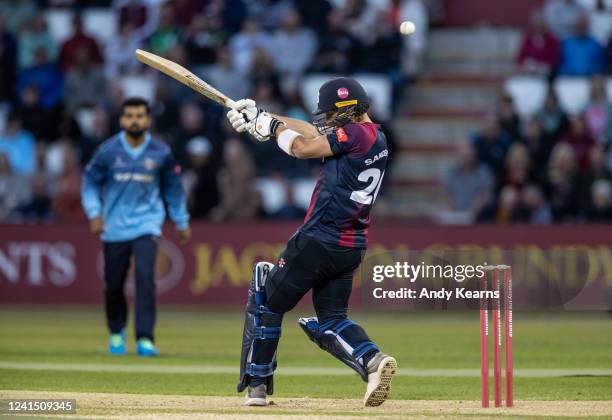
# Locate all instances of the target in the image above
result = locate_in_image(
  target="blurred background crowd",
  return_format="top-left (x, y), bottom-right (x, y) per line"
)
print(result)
top-left (0, 0), bottom-right (611, 225)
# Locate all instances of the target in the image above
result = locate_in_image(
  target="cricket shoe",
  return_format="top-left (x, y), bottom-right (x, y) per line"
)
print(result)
top-left (363, 352), bottom-right (397, 407)
top-left (136, 338), bottom-right (160, 357)
top-left (108, 330), bottom-right (126, 355)
top-left (244, 384), bottom-right (268, 406)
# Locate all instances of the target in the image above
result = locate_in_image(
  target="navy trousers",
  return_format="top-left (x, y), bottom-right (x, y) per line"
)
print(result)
top-left (103, 235), bottom-right (158, 341)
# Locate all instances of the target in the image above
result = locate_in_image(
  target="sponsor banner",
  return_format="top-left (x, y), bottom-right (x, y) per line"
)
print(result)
top-left (0, 224), bottom-right (611, 307)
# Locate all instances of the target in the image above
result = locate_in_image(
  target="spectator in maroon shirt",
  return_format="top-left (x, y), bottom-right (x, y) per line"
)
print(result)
top-left (59, 14), bottom-right (103, 71)
top-left (560, 115), bottom-right (596, 173)
top-left (517, 10), bottom-right (561, 77)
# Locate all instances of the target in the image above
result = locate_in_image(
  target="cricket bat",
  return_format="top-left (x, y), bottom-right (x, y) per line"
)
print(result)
top-left (135, 49), bottom-right (237, 109)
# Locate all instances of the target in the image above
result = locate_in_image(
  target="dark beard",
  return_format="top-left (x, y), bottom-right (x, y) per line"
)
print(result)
top-left (126, 128), bottom-right (145, 138)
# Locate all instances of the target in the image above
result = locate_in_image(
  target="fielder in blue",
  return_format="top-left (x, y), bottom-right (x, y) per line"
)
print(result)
top-left (81, 97), bottom-right (190, 357)
top-left (227, 78), bottom-right (397, 407)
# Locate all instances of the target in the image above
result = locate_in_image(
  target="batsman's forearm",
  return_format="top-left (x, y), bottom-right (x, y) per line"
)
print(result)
top-left (272, 114), bottom-right (319, 139)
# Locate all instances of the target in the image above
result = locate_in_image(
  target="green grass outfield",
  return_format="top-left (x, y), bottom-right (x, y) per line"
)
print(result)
top-left (1, 306), bottom-right (611, 405)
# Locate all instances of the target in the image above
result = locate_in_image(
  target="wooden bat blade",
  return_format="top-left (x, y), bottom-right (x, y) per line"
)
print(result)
top-left (135, 49), bottom-right (235, 108)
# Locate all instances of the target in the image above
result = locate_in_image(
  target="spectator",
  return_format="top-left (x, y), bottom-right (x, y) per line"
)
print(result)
top-left (17, 47), bottom-right (64, 110)
top-left (116, 0), bottom-right (150, 34)
top-left (342, 0), bottom-right (381, 47)
top-left (148, 1), bottom-right (181, 56)
top-left (584, 179), bottom-right (612, 220)
top-left (205, 46), bottom-right (250, 103)
top-left (229, 18), bottom-right (268, 74)
top-left (538, 91), bottom-right (569, 140)
top-left (502, 143), bottom-right (532, 190)
top-left (520, 185), bottom-right (553, 224)
top-left (183, 136), bottom-right (219, 219)
top-left (271, 179), bottom-right (307, 220)
top-left (0, 0), bottom-right (36, 35)
top-left (311, 9), bottom-right (362, 74)
top-left (0, 153), bottom-right (30, 221)
top-left (211, 138), bottom-right (262, 221)
top-left (17, 14), bottom-right (58, 70)
top-left (0, 15), bottom-right (17, 103)
top-left (471, 115), bottom-right (513, 177)
top-left (581, 145), bottom-right (612, 205)
top-left (560, 115), bottom-right (596, 172)
top-left (359, 9), bottom-right (403, 78)
top-left (543, 0), bottom-right (587, 39)
top-left (183, 13), bottom-right (226, 68)
top-left (606, 36), bottom-right (612, 74)
top-left (521, 117), bottom-right (556, 181)
top-left (0, 110), bottom-right (35, 175)
top-left (266, 9), bottom-right (316, 93)
top-left (15, 173), bottom-right (53, 222)
top-left (498, 93), bottom-right (521, 140)
top-left (517, 10), bottom-right (561, 76)
top-left (247, 0), bottom-right (293, 32)
top-left (443, 141), bottom-right (494, 217)
top-left (545, 142), bottom-right (582, 220)
top-left (172, 0), bottom-right (206, 27)
top-left (584, 75), bottom-right (611, 145)
top-left (294, 0), bottom-right (332, 33)
top-left (589, 0), bottom-right (612, 46)
top-left (478, 185), bottom-right (522, 224)
top-left (81, 106), bottom-right (112, 164)
top-left (558, 16), bottom-right (605, 76)
top-left (396, 0), bottom-right (429, 77)
top-left (51, 144), bottom-right (83, 222)
top-left (17, 84), bottom-right (57, 142)
top-left (58, 14), bottom-right (104, 71)
top-left (65, 48), bottom-right (107, 112)
top-left (104, 23), bottom-right (142, 78)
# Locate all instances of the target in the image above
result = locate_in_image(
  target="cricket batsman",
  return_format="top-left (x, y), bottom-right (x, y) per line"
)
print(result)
top-left (81, 97), bottom-right (191, 357)
top-left (227, 78), bottom-right (396, 407)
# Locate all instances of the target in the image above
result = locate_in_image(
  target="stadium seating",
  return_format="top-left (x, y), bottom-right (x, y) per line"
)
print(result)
top-left (553, 77), bottom-right (591, 115)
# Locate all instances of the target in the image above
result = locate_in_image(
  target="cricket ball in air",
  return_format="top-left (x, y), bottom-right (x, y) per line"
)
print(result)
top-left (400, 21), bottom-right (416, 35)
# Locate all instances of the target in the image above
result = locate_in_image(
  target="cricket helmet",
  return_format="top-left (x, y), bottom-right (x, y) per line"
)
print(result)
top-left (312, 77), bottom-right (370, 134)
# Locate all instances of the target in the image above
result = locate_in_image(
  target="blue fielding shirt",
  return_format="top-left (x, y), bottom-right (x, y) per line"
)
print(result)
top-left (81, 132), bottom-right (189, 242)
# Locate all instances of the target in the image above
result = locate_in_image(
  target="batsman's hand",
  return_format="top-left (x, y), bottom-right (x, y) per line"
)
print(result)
top-left (89, 216), bottom-right (104, 235)
top-left (176, 226), bottom-right (191, 245)
top-left (227, 99), bottom-right (257, 133)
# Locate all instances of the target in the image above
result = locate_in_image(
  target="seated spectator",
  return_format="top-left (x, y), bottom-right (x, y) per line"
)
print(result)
top-left (205, 46), bottom-right (250, 104)
top-left (543, 0), bottom-right (587, 39)
top-left (170, 102), bottom-right (208, 165)
top-left (294, 0), bottom-right (332, 33)
top-left (81, 106), bottom-right (112, 164)
top-left (311, 9), bottom-right (363, 74)
top-left (183, 13), bottom-right (226, 68)
top-left (503, 143), bottom-right (532, 190)
top-left (517, 10), bottom-right (561, 76)
top-left (545, 142), bottom-right (583, 220)
top-left (471, 115), bottom-right (513, 178)
top-left (15, 172), bottom-right (53, 222)
top-left (397, 0), bottom-right (429, 77)
top-left (116, 0), bottom-right (150, 35)
top-left (584, 179), bottom-right (612, 220)
top-left (210, 138), bottom-right (262, 221)
top-left (58, 13), bottom-right (104, 71)
top-left (172, 0), bottom-right (206, 27)
top-left (558, 17), bottom-right (605, 76)
top-left (148, 1), bottom-right (181, 56)
top-left (247, 0), bottom-right (293, 32)
top-left (183, 136), bottom-right (219, 219)
top-left (0, 15), bottom-right (17, 102)
top-left (104, 23), bottom-right (142, 78)
top-left (522, 118), bottom-right (556, 180)
top-left (266, 9), bottom-right (316, 93)
top-left (342, 0), bottom-right (381, 47)
top-left (581, 144), bottom-right (612, 205)
top-left (478, 185), bottom-right (522, 224)
top-left (18, 14), bottom-right (58, 70)
top-left (65, 48), bottom-right (106, 112)
top-left (359, 9), bottom-right (403, 77)
top-left (17, 48), bottom-right (64, 110)
top-left (229, 18), bottom-right (268, 74)
top-left (498, 93), bottom-right (521, 140)
top-left (0, 153), bottom-right (30, 221)
top-left (51, 144), bottom-right (83, 222)
top-left (538, 91), bottom-right (569, 140)
top-left (589, 0), bottom-right (612, 46)
top-left (443, 141), bottom-right (494, 217)
top-left (520, 185), bottom-right (553, 224)
top-left (271, 179), bottom-right (307, 220)
top-left (584, 75), bottom-right (611, 145)
top-left (0, 110), bottom-right (35, 175)
top-left (18, 84), bottom-right (58, 142)
top-left (560, 115), bottom-right (596, 172)
top-left (0, 0), bottom-right (36, 35)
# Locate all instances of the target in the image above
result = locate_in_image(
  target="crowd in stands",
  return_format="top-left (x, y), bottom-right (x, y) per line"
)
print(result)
top-left (0, 0), bottom-right (428, 224)
top-left (445, 0), bottom-right (612, 224)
